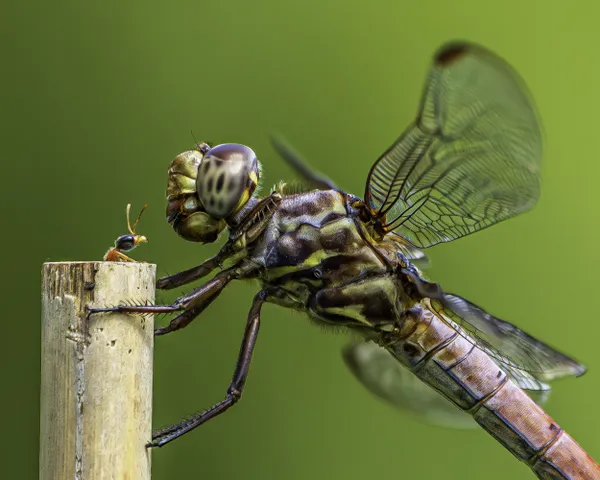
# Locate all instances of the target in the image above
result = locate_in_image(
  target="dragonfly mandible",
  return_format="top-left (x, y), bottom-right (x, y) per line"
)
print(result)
top-left (90, 42), bottom-right (600, 479)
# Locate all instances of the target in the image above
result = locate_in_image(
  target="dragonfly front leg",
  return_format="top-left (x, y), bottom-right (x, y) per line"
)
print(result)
top-left (89, 263), bottom-right (256, 336)
top-left (156, 253), bottom-right (223, 290)
top-left (148, 289), bottom-right (267, 447)
top-left (158, 193), bottom-right (281, 291)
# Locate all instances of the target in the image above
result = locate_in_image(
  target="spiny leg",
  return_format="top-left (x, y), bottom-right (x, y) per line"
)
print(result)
top-left (156, 253), bottom-right (224, 290)
top-left (270, 135), bottom-right (337, 190)
top-left (154, 273), bottom-right (229, 336)
top-left (154, 300), bottom-right (211, 336)
top-left (159, 193), bottom-right (281, 291)
top-left (89, 263), bottom-right (256, 335)
top-left (148, 289), bottom-right (267, 447)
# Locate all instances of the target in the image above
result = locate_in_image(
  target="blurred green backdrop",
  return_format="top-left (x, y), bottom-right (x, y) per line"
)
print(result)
top-left (2, 1), bottom-right (600, 479)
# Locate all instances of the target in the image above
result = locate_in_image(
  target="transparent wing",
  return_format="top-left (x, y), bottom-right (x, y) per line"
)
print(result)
top-left (343, 341), bottom-right (476, 428)
top-left (343, 341), bottom-right (551, 428)
top-left (271, 135), bottom-right (337, 190)
top-left (388, 232), bottom-right (430, 269)
top-left (432, 294), bottom-right (586, 385)
top-left (365, 42), bottom-right (542, 248)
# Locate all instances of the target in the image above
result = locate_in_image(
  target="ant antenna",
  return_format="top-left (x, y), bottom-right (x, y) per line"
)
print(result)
top-left (126, 203), bottom-right (148, 235)
top-left (191, 130), bottom-right (201, 150)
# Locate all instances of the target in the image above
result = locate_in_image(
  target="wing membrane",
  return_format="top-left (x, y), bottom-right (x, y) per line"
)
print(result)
top-left (365, 42), bottom-right (542, 248)
top-left (271, 135), bottom-right (337, 190)
top-left (343, 341), bottom-right (552, 429)
top-left (343, 341), bottom-right (476, 428)
top-left (432, 294), bottom-right (586, 383)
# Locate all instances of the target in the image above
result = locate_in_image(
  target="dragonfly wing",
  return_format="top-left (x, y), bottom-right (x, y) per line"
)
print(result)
top-left (270, 135), bottom-right (337, 190)
top-left (364, 42), bottom-right (542, 248)
top-left (343, 341), bottom-right (552, 428)
top-left (432, 294), bottom-right (586, 383)
top-left (342, 342), bottom-right (550, 429)
top-left (389, 233), bottom-right (430, 269)
top-left (343, 341), bottom-right (476, 428)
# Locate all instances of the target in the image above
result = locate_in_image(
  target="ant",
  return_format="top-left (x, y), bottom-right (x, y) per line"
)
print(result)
top-left (104, 203), bottom-right (148, 262)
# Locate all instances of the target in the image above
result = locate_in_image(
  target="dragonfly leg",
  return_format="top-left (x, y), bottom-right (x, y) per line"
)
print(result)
top-left (89, 263), bottom-right (257, 336)
top-left (156, 253), bottom-right (223, 290)
top-left (148, 289), bottom-right (267, 447)
top-left (158, 195), bottom-right (281, 291)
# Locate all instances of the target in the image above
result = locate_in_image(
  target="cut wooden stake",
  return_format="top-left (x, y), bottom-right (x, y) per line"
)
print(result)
top-left (40, 262), bottom-right (156, 480)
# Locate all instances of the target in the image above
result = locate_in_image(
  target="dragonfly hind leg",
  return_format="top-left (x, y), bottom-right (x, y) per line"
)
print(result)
top-left (148, 289), bottom-right (268, 447)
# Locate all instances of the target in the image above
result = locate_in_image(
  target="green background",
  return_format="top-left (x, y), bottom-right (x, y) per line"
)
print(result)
top-left (3, 1), bottom-right (599, 479)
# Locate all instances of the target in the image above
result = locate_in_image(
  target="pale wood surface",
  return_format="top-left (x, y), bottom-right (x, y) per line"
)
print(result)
top-left (40, 262), bottom-right (156, 480)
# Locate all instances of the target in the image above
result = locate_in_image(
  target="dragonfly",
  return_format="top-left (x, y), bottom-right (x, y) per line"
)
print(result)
top-left (90, 42), bottom-right (600, 478)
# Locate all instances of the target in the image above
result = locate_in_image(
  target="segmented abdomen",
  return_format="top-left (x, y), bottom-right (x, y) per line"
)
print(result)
top-left (384, 303), bottom-right (600, 479)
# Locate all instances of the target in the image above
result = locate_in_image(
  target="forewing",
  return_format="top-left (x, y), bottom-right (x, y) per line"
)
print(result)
top-left (365, 42), bottom-right (542, 248)
top-left (432, 294), bottom-right (586, 384)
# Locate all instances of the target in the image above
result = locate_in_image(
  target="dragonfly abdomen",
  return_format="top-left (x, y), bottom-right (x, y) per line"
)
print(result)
top-left (383, 303), bottom-right (599, 479)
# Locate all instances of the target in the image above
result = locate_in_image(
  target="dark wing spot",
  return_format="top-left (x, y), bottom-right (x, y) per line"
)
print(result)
top-left (435, 43), bottom-right (469, 66)
top-left (216, 173), bottom-right (225, 193)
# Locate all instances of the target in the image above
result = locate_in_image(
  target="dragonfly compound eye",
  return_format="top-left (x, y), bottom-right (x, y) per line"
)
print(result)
top-left (196, 143), bottom-right (260, 219)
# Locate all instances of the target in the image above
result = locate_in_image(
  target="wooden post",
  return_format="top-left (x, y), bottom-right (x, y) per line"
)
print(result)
top-left (40, 262), bottom-right (156, 480)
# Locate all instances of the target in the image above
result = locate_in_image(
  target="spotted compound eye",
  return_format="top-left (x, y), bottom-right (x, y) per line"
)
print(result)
top-left (196, 143), bottom-right (259, 218)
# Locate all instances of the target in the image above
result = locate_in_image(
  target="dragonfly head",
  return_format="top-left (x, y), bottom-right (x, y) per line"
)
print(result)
top-left (165, 143), bottom-right (260, 243)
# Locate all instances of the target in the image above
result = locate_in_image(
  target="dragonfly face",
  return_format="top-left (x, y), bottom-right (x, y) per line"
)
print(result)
top-left (165, 143), bottom-right (259, 243)
top-left (90, 42), bottom-right (596, 476)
